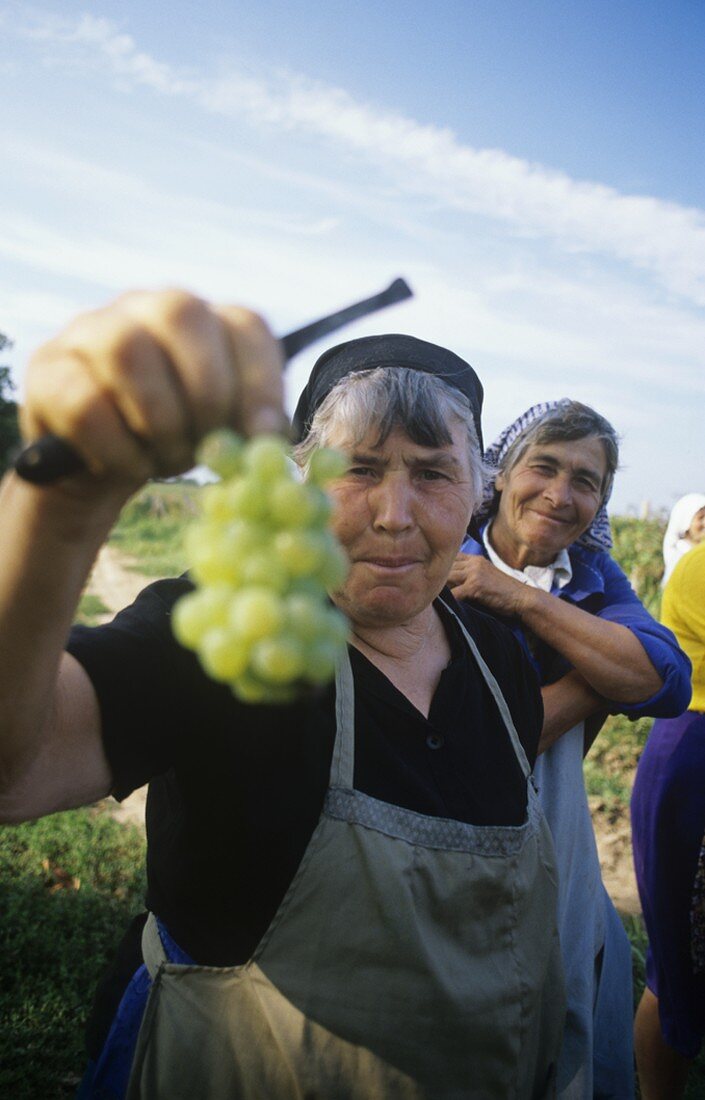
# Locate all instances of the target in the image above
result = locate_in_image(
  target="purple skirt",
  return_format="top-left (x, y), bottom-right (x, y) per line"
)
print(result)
top-left (631, 710), bottom-right (705, 1059)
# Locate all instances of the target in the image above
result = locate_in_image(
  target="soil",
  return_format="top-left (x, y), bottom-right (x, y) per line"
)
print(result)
top-left (86, 545), bottom-right (642, 916)
top-left (85, 546), bottom-right (150, 829)
top-left (592, 806), bottom-right (640, 916)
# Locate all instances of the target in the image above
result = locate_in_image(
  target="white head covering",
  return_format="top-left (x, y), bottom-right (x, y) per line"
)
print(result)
top-left (662, 493), bottom-right (705, 586)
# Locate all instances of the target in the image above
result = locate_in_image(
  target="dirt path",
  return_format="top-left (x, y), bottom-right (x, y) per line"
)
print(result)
top-left (593, 810), bottom-right (640, 916)
top-left (86, 544), bottom-right (150, 624)
top-left (88, 546), bottom-right (641, 913)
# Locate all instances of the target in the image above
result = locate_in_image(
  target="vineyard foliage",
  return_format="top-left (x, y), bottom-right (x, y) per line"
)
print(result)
top-left (610, 516), bottom-right (665, 615)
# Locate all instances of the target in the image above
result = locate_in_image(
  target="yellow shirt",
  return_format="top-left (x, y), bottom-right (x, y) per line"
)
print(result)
top-left (662, 539), bottom-right (705, 712)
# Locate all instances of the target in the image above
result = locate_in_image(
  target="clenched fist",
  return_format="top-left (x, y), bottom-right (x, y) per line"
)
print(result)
top-left (21, 289), bottom-right (285, 489)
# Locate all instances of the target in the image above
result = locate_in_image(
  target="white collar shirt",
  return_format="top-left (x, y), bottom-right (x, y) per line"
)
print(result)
top-left (482, 523), bottom-right (573, 593)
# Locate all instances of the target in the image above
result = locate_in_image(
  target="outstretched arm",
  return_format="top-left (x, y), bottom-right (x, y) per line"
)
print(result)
top-left (0, 290), bottom-right (284, 824)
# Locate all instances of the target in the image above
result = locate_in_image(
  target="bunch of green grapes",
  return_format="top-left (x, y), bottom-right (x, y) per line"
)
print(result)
top-left (172, 430), bottom-right (350, 704)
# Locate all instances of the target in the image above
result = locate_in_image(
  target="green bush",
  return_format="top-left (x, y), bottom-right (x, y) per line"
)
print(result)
top-left (610, 515), bottom-right (665, 615)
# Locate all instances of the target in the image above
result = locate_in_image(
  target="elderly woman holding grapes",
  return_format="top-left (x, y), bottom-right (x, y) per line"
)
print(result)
top-left (0, 290), bottom-right (565, 1099)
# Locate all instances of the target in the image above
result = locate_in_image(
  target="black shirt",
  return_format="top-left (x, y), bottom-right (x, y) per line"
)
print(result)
top-left (68, 578), bottom-right (541, 1049)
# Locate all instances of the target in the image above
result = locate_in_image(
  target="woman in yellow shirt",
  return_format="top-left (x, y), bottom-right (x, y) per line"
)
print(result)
top-left (632, 540), bottom-right (705, 1099)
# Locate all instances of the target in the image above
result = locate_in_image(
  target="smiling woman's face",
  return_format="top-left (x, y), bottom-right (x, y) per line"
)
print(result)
top-left (325, 421), bottom-right (476, 629)
top-left (490, 435), bottom-right (608, 569)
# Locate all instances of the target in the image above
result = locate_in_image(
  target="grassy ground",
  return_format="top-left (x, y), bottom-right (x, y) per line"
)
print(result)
top-left (73, 593), bottom-right (110, 627)
top-left (0, 808), bottom-right (146, 1098)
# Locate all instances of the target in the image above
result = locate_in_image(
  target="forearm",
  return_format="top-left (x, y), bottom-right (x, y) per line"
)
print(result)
top-left (539, 671), bottom-right (606, 755)
top-left (517, 585), bottom-right (663, 703)
top-left (0, 471), bottom-right (127, 791)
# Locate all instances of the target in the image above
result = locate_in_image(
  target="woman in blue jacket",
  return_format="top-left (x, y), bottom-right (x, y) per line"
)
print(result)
top-left (449, 399), bottom-right (691, 1100)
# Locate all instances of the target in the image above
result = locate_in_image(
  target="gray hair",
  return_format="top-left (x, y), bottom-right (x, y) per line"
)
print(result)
top-left (293, 366), bottom-right (486, 510)
top-left (498, 400), bottom-right (620, 503)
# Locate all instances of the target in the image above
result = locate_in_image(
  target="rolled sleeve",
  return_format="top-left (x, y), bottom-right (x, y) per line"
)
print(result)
top-left (592, 560), bottom-right (692, 718)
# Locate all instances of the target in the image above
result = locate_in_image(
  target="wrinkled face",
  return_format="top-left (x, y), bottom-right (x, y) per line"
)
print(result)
top-left (492, 436), bottom-right (608, 568)
top-left (326, 422), bottom-right (476, 628)
top-left (688, 507), bottom-right (705, 544)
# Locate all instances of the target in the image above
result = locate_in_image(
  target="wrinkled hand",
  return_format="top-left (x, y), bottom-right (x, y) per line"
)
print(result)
top-left (21, 289), bottom-right (285, 492)
top-left (448, 553), bottom-right (529, 618)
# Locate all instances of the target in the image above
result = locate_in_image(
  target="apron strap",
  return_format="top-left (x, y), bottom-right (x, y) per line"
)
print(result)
top-left (437, 597), bottom-right (533, 781)
top-left (330, 647), bottom-right (355, 789)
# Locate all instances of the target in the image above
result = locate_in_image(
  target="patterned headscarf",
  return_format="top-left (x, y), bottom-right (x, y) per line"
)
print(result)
top-left (475, 399), bottom-right (614, 552)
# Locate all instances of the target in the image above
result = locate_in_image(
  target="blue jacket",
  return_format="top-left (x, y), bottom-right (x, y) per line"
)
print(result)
top-left (460, 532), bottom-right (692, 719)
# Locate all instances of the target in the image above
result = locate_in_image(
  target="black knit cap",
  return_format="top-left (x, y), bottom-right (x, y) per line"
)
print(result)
top-left (292, 333), bottom-right (484, 450)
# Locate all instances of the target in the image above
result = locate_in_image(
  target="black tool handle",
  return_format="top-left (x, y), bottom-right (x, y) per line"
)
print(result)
top-left (13, 434), bottom-right (86, 484)
top-left (13, 277), bottom-right (413, 485)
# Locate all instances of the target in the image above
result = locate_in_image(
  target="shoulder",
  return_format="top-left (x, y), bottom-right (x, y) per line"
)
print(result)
top-left (443, 585), bottom-right (517, 648)
top-left (568, 543), bottom-right (621, 578)
top-left (566, 544), bottom-right (639, 609)
top-left (440, 588), bottom-right (541, 697)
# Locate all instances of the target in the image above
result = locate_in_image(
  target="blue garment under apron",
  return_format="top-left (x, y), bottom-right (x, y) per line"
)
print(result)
top-left (76, 921), bottom-right (193, 1100)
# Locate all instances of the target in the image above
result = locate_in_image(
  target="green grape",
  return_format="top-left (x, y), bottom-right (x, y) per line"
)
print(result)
top-left (225, 478), bottom-right (269, 521)
top-left (197, 429), bottom-right (245, 479)
top-left (228, 586), bottom-right (284, 641)
top-left (220, 519), bottom-right (267, 561)
top-left (307, 446), bottom-right (347, 487)
top-left (200, 483), bottom-right (235, 522)
top-left (318, 533), bottom-right (350, 590)
top-left (172, 586), bottom-right (231, 648)
top-left (307, 485), bottom-right (333, 525)
top-left (273, 529), bottom-right (325, 576)
top-left (242, 434), bottom-right (290, 481)
top-left (269, 478), bottom-right (318, 527)
top-left (303, 637), bottom-right (339, 685)
top-left (284, 592), bottom-right (329, 642)
top-left (174, 428), bottom-right (350, 705)
top-left (200, 627), bottom-right (250, 681)
top-left (231, 672), bottom-right (270, 704)
top-left (321, 606), bottom-right (350, 648)
top-left (240, 551), bottom-right (290, 593)
top-left (186, 528), bottom-right (241, 586)
top-left (251, 635), bottom-right (305, 684)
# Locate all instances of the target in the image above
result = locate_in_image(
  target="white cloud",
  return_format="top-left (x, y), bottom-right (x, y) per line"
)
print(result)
top-left (2, 5), bottom-right (702, 512)
top-left (13, 9), bottom-right (705, 307)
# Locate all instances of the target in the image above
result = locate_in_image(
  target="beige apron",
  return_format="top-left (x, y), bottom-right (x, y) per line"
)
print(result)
top-left (126, 603), bottom-right (565, 1099)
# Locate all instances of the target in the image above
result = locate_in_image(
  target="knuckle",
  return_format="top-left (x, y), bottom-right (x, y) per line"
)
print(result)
top-left (221, 305), bottom-right (273, 344)
top-left (102, 326), bottom-right (150, 383)
top-left (157, 288), bottom-right (209, 330)
top-left (119, 288), bottom-right (209, 331)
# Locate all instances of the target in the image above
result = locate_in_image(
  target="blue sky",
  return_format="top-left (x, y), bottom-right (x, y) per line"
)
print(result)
top-left (1, 0), bottom-right (703, 511)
